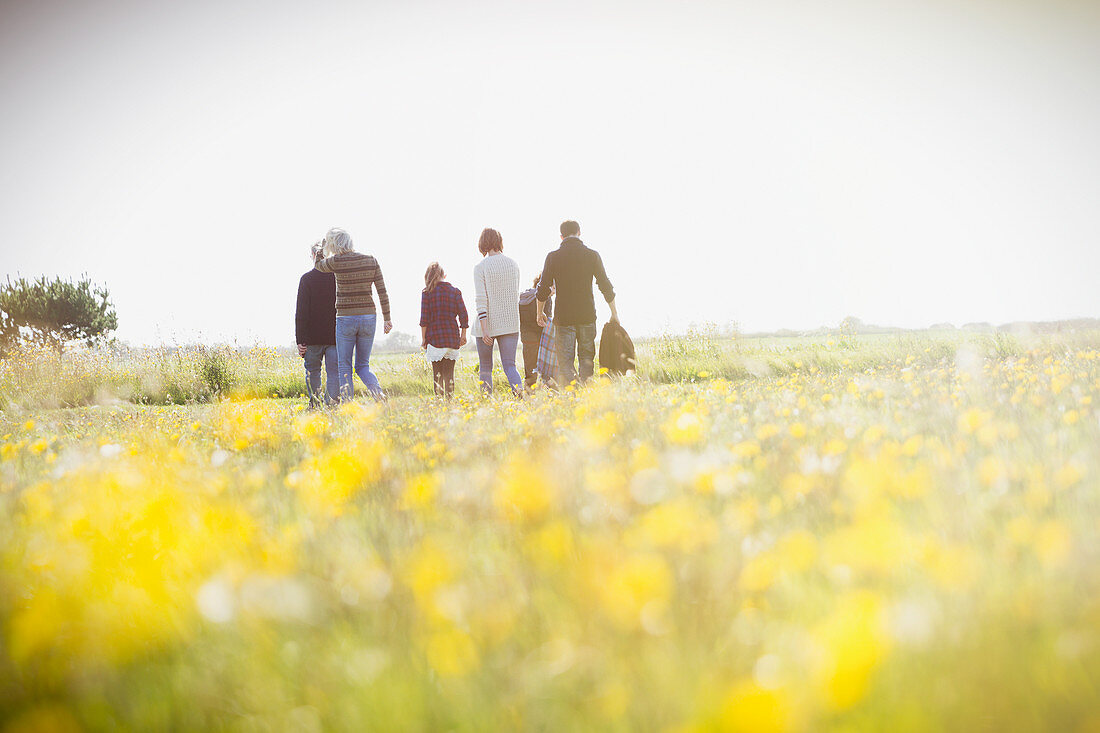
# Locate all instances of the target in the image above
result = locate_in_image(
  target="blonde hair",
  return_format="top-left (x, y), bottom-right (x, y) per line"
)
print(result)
top-left (323, 228), bottom-right (354, 257)
top-left (424, 262), bottom-right (445, 292)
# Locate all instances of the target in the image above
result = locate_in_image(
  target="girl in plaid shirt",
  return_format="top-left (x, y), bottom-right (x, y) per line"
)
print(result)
top-left (419, 262), bottom-right (469, 398)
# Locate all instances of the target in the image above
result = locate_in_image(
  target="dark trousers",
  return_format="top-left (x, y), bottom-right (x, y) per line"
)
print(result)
top-left (520, 327), bottom-right (542, 386)
top-left (431, 358), bottom-right (456, 399)
top-left (303, 344), bottom-right (338, 408)
top-left (555, 322), bottom-right (597, 386)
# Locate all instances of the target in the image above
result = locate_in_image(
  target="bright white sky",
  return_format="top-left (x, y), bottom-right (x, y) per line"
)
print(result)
top-left (1, 0), bottom-right (1098, 345)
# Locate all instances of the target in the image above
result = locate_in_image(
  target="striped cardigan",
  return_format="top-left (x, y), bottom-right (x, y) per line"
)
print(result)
top-left (314, 251), bottom-right (391, 320)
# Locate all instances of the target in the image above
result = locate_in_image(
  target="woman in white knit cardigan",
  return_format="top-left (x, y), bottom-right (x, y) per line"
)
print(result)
top-left (472, 228), bottom-right (523, 396)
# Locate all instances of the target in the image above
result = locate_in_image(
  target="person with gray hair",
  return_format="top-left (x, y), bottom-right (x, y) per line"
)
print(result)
top-left (313, 227), bottom-right (393, 401)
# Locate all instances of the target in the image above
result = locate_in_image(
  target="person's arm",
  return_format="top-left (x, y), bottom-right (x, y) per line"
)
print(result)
top-left (313, 247), bottom-right (337, 273)
top-left (593, 252), bottom-right (618, 322)
top-left (295, 277), bottom-right (309, 356)
top-left (456, 288), bottom-right (469, 327)
top-left (419, 291), bottom-right (429, 349)
top-left (455, 288), bottom-right (469, 347)
top-left (535, 253), bottom-right (554, 327)
top-left (374, 259), bottom-right (393, 333)
top-left (475, 265), bottom-right (491, 345)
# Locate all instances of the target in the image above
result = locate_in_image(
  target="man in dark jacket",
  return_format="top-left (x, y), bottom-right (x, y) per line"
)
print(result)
top-left (536, 220), bottom-right (619, 386)
top-left (296, 247), bottom-right (339, 408)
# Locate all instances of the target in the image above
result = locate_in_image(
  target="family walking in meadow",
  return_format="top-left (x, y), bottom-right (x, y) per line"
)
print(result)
top-left (295, 220), bottom-right (635, 406)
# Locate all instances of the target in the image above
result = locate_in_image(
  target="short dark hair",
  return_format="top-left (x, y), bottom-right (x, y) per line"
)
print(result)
top-left (560, 220), bottom-right (580, 237)
top-left (478, 228), bottom-right (503, 254)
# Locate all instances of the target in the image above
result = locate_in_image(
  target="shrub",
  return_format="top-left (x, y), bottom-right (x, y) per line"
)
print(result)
top-left (197, 347), bottom-right (235, 396)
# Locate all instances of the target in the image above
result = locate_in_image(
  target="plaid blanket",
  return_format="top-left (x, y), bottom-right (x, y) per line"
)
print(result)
top-left (536, 319), bottom-right (558, 383)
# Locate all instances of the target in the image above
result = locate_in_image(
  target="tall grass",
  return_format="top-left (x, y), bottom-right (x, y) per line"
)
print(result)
top-left (0, 344), bottom-right (434, 411)
top-left (639, 329), bottom-right (1003, 383)
top-left (0, 329), bottom-right (1094, 412)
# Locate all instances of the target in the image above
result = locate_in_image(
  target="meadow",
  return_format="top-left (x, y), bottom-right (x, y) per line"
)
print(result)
top-left (1, 329), bottom-right (1099, 731)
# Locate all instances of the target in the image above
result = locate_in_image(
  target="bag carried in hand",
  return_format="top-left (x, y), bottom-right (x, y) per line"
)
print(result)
top-left (598, 321), bottom-right (637, 376)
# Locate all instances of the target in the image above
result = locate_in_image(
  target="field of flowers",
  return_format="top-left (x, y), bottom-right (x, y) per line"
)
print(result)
top-left (1, 332), bottom-right (1099, 731)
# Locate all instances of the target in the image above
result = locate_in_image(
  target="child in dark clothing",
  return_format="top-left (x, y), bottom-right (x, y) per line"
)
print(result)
top-left (519, 274), bottom-right (553, 388)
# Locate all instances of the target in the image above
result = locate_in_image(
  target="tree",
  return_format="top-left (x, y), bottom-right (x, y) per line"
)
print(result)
top-left (839, 316), bottom-right (864, 336)
top-left (0, 275), bottom-right (118, 353)
top-left (378, 330), bottom-right (418, 353)
top-left (0, 310), bottom-right (18, 355)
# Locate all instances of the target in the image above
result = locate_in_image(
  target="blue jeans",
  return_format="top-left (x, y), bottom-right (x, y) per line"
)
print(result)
top-left (476, 332), bottom-right (523, 395)
top-left (336, 315), bottom-right (384, 400)
top-left (556, 322), bottom-right (597, 386)
top-left (303, 344), bottom-right (338, 408)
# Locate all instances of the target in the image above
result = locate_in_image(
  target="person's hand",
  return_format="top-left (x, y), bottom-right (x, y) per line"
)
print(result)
top-left (421, 340), bottom-right (429, 351)
top-left (459, 334), bottom-right (467, 347)
top-left (384, 320), bottom-right (393, 335)
top-left (482, 334), bottom-right (493, 346)
top-left (311, 242), bottom-right (324, 258)
top-left (537, 312), bottom-right (548, 328)
top-left (297, 344), bottom-right (307, 357)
